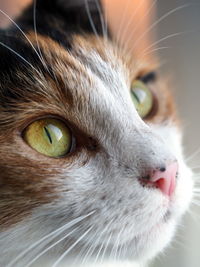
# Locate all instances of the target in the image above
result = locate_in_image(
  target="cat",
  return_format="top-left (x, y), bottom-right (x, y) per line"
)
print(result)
top-left (0, 0), bottom-right (193, 266)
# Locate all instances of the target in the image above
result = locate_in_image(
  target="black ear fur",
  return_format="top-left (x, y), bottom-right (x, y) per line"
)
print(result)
top-left (14, 0), bottom-right (108, 42)
top-left (0, 0), bottom-right (109, 83)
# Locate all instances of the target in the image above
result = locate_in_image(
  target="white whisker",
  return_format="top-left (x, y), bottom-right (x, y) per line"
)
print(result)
top-left (72, 227), bottom-right (99, 266)
top-left (121, 0), bottom-right (157, 53)
top-left (0, 41), bottom-right (39, 74)
top-left (94, 0), bottom-right (107, 41)
top-left (114, 0), bottom-right (130, 44)
top-left (187, 207), bottom-right (200, 223)
top-left (186, 147), bottom-right (200, 163)
top-left (102, 0), bottom-right (108, 42)
top-left (85, 0), bottom-right (99, 40)
top-left (141, 46), bottom-right (170, 57)
top-left (7, 211), bottom-right (95, 267)
top-left (52, 226), bottom-right (93, 267)
top-left (26, 226), bottom-right (80, 267)
top-left (112, 226), bottom-right (125, 262)
top-left (142, 31), bottom-right (189, 55)
top-left (81, 219), bottom-right (114, 265)
top-left (99, 230), bottom-right (113, 264)
top-left (80, 233), bottom-right (100, 264)
top-left (33, 0), bottom-right (49, 72)
top-left (130, 4), bottom-right (190, 54)
top-left (91, 219), bottom-right (115, 264)
top-left (0, 8), bottom-right (45, 68)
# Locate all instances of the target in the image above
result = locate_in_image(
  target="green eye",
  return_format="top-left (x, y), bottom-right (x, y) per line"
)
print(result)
top-left (131, 80), bottom-right (153, 118)
top-left (23, 118), bottom-right (72, 157)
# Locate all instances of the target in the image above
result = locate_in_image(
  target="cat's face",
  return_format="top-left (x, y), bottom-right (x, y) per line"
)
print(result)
top-left (0, 0), bottom-right (193, 266)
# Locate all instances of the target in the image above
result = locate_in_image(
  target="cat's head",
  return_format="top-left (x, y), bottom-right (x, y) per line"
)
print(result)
top-left (0, 0), bottom-right (193, 266)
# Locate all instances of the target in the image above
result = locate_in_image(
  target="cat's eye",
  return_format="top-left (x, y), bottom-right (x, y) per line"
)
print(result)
top-left (130, 80), bottom-right (153, 118)
top-left (23, 118), bottom-right (72, 157)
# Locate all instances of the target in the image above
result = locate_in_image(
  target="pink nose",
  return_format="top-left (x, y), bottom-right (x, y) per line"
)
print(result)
top-left (150, 162), bottom-right (178, 196)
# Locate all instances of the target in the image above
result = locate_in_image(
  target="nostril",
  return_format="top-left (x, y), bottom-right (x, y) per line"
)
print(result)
top-left (159, 167), bottom-right (166, 172)
top-left (140, 162), bottom-right (178, 197)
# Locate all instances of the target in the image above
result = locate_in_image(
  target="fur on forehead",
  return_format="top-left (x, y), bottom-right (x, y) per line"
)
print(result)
top-left (0, 30), bottom-right (177, 134)
top-left (0, 31), bottom-right (177, 135)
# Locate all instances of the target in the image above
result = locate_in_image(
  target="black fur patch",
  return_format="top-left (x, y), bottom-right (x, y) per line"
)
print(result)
top-left (14, 0), bottom-right (107, 47)
top-left (0, 0), bottom-right (110, 106)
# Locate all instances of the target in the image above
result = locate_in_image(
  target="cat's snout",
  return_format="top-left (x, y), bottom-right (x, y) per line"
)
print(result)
top-left (140, 162), bottom-right (178, 197)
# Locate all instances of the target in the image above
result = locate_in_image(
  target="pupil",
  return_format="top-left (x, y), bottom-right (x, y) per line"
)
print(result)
top-left (44, 126), bottom-right (52, 144)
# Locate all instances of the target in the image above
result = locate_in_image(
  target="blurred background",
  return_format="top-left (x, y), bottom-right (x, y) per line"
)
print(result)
top-left (151, 1), bottom-right (200, 267)
top-left (0, 0), bottom-right (200, 266)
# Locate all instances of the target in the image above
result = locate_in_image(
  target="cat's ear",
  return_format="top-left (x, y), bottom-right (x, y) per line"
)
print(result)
top-left (16, 0), bottom-right (107, 37)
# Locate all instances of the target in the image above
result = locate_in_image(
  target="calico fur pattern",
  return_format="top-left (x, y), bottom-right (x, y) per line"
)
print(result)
top-left (0, 0), bottom-right (193, 267)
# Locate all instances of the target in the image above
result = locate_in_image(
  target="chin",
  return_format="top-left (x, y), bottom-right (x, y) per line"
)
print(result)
top-left (126, 218), bottom-right (176, 263)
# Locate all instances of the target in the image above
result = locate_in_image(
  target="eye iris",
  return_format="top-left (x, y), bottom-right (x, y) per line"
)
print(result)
top-left (131, 80), bottom-right (153, 118)
top-left (23, 118), bottom-right (72, 157)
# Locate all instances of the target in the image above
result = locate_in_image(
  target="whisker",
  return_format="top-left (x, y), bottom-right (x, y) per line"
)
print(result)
top-left (91, 219), bottom-right (115, 264)
top-left (7, 211), bottom-right (95, 267)
top-left (187, 206), bottom-right (200, 223)
top-left (85, 0), bottom-right (99, 40)
top-left (32, 0), bottom-right (59, 87)
top-left (121, 0), bottom-right (157, 53)
top-left (141, 46), bottom-right (170, 57)
top-left (94, 0), bottom-right (107, 41)
top-left (116, 227), bottom-right (126, 262)
top-left (81, 218), bottom-right (114, 265)
top-left (26, 225), bottom-right (81, 267)
top-left (191, 196), bottom-right (200, 204)
top-left (33, 0), bottom-right (49, 72)
top-left (80, 231), bottom-right (100, 265)
top-left (141, 31), bottom-right (188, 55)
top-left (186, 147), bottom-right (200, 163)
top-left (111, 226), bottom-right (125, 262)
top-left (191, 199), bottom-right (200, 206)
top-left (0, 41), bottom-right (39, 74)
top-left (120, 244), bottom-right (127, 262)
top-left (114, 0), bottom-right (131, 45)
top-left (99, 230), bottom-right (113, 264)
top-left (0, 9), bottom-right (44, 68)
top-left (172, 238), bottom-right (193, 253)
top-left (102, 0), bottom-right (109, 42)
top-left (130, 4), bottom-right (190, 54)
top-left (72, 227), bottom-right (100, 266)
top-left (52, 226), bottom-right (94, 267)
top-left (93, 238), bottom-right (107, 265)
top-left (117, 241), bottom-right (124, 262)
